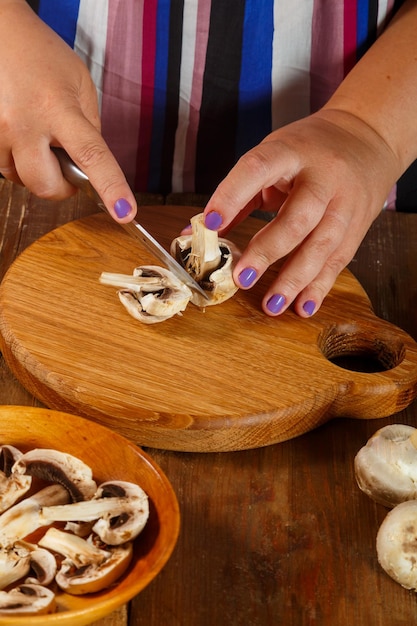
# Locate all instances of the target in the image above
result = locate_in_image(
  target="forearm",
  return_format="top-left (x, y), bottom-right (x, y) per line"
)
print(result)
top-left (322, 0), bottom-right (417, 174)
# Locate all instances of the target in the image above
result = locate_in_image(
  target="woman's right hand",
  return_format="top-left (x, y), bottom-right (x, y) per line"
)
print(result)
top-left (0, 0), bottom-right (136, 221)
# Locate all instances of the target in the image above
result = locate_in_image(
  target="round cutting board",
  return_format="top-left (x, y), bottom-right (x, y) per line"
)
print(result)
top-left (1, 206), bottom-right (417, 452)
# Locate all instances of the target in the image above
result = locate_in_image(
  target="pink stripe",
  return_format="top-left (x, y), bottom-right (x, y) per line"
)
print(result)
top-left (182, 0), bottom-right (212, 191)
top-left (310, 1), bottom-right (345, 111)
top-left (135, 2), bottom-right (158, 191)
top-left (101, 0), bottom-right (143, 185)
top-left (343, 0), bottom-right (357, 75)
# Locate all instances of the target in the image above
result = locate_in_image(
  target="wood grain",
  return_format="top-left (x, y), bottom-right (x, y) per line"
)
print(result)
top-left (1, 207), bottom-right (417, 452)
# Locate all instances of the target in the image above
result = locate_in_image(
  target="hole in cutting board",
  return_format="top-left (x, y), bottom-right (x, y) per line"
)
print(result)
top-left (318, 324), bottom-right (405, 373)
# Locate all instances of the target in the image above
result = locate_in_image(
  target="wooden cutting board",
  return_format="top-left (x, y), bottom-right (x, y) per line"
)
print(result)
top-left (1, 206), bottom-right (417, 452)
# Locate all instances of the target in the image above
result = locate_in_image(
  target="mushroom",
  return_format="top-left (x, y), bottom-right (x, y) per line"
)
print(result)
top-left (0, 484), bottom-right (69, 548)
top-left (354, 424), bottom-right (417, 508)
top-left (0, 445), bottom-right (32, 513)
top-left (170, 212), bottom-right (241, 307)
top-left (41, 480), bottom-right (149, 545)
top-left (0, 583), bottom-right (56, 615)
top-left (18, 541), bottom-right (57, 586)
top-left (38, 527), bottom-right (133, 595)
top-left (0, 541), bottom-right (57, 590)
top-left (376, 499), bottom-right (417, 590)
top-left (100, 265), bottom-right (192, 323)
top-left (12, 447), bottom-right (97, 502)
top-left (0, 544), bottom-right (31, 590)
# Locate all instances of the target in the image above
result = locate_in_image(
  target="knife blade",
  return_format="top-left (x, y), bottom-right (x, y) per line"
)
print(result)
top-left (53, 148), bottom-right (208, 300)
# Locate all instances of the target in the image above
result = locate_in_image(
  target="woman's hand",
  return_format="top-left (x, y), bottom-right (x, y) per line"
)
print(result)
top-left (0, 0), bottom-right (136, 221)
top-left (204, 110), bottom-right (399, 317)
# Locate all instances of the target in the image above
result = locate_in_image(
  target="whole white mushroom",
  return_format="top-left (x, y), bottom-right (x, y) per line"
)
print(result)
top-left (377, 499), bottom-right (417, 590)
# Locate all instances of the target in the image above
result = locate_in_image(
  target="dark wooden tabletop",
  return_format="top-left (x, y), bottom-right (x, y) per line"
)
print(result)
top-left (1, 178), bottom-right (417, 626)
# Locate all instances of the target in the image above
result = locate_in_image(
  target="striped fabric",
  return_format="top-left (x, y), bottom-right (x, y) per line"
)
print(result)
top-left (28, 0), bottom-right (412, 208)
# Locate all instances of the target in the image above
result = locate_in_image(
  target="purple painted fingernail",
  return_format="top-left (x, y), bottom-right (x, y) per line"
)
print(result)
top-left (239, 267), bottom-right (258, 288)
top-left (204, 210), bottom-right (223, 230)
top-left (303, 300), bottom-right (316, 316)
top-left (114, 198), bottom-right (132, 218)
top-left (266, 294), bottom-right (286, 314)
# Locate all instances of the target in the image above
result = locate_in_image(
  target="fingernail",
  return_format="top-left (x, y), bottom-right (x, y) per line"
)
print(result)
top-left (266, 294), bottom-right (286, 314)
top-left (204, 210), bottom-right (223, 230)
top-left (238, 267), bottom-right (258, 288)
top-left (181, 223), bottom-right (192, 235)
top-left (114, 198), bottom-right (132, 218)
top-left (303, 300), bottom-right (316, 316)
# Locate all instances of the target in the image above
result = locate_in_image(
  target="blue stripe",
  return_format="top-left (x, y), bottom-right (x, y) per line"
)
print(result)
top-left (148, 0), bottom-right (171, 192)
top-left (236, 0), bottom-right (274, 157)
top-left (38, 0), bottom-right (81, 48)
top-left (356, 0), bottom-right (369, 55)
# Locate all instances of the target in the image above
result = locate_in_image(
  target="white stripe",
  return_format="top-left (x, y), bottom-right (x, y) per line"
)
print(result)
top-left (74, 0), bottom-right (109, 113)
top-left (377, 0), bottom-right (390, 35)
top-left (271, 0), bottom-right (314, 129)
top-left (171, 1), bottom-right (199, 193)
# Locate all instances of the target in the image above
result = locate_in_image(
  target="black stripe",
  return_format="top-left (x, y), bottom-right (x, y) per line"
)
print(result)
top-left (159, 0), bottom-right (184, 194)
top-left (396, 161), bottom-right (417, 212)
top-left (26, 0), bottom-right (40, 12)
top-left (195, 0), bottom-right (246, 194)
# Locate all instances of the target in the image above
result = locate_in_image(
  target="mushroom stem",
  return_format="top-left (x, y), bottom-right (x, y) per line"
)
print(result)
top-left (0, 484), bottom-right (69, 548)
top-left (185, 213), bottom-right (222, 282)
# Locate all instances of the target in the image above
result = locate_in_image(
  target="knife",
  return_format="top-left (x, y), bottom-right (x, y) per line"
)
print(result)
top-left (52, 148), bottom-right (208, 300)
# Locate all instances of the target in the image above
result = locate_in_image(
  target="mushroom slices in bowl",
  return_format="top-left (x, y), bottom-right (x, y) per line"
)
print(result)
top-left (0, 444), bottom-right (150, 613)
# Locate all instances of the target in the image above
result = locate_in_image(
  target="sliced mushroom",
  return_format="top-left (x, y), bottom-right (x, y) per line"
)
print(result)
top-left (0, 541), bottom-right (57, 590)
top-left (354, 424), bottom-right (417, 508)
top-left (41, 480), bottom-right (149, 545)
top-left (0, 445), bottom-right (32, 513)
top-left (39, 527), bottom-right (133, 595)
top-left (12, 448), bottom-right (97, 502)
top-left (0, 544), bottom-right (31, 590)
top-left (0, 583), bottom-right (56, 615)
top-left (376, 499), bottom-right (417, 590)
top-left (0, 484), bottom-right (69, 548)
top-left (170, 212), bottom-right (241, 307)
top-left (17, 541), bottom-right (57, 586)
top-left (100, 265), bottom-right (192, 323)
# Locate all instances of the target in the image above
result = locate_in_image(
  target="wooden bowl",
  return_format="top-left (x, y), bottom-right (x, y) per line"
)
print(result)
top-left (0, 406), bottom-right (180, 626)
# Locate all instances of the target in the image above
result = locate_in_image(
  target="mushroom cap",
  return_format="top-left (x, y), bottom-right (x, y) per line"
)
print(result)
top-left (377, 499), bottom-right (417, 590)
top-left (12, 448), bottom-right (97, 501)
top-left (92, 480), bottom-right (149, 545)
top-left (354, 424), bottom-right (417, 508)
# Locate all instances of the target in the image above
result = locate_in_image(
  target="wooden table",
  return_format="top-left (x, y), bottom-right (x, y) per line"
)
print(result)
top-left (1, 179), bottom-right (417, 625)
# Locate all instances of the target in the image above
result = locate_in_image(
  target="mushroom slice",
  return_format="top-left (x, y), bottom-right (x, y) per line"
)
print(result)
top-left (12, 448), bottom-right (97, 502)
top-left (100, 266), bottom-right (192, 323)
top-left (15, 541), bottom-right (58, 586)
top-left (0, 484), bottom-right (69, 548)
top-left (0, 544), bottom-right (31, 590)
top-left (170, 212), bottom-right (241, 307)
top-left (41, 480), bottom-right (149, 545)
top-left (354, 424), bottom-right (417, 508)
top-left (0, 445), bottom-right (32, 513)
top-left (0, 541), bottom-right (57, 589)
top-left (39, 528), bottom-right (133, 595)
top-left (376, 499), bottom-right (417, 590)
top-left (0, 583), bottom-right (56, 615)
